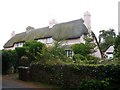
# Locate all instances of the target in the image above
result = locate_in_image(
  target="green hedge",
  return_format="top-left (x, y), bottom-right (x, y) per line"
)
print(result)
top-left (2, 50), bottom-right (17, 74)
top-left (30, 63), bottom-right (120, 89)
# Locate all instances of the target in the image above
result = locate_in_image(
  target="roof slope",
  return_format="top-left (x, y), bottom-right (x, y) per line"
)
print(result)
top-left (4, 19), bottom-right (88, 48)
top-left (52, 19), bottom-right (88, 40)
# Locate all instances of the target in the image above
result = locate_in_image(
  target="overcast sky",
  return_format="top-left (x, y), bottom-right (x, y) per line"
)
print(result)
top-left (0, 0), bottom-right (119, 49)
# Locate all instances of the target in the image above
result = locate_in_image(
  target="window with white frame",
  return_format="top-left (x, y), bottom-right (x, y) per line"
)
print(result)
top-left (15, 42), bottom-right (24, 47)
top-left (65, 50), bottom-right (73, 57)
top-left (16, 43), bottom-right (19, 47)
top-left (46, 38), bottom-right (53, 44)
top-left (19, 43), bottom-right (22, 46)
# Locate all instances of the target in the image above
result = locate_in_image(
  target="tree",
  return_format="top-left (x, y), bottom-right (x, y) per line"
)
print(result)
top-left (84, 33), bottom-right (96, 54)
top-left (99, 29), bottom-right (116, 52)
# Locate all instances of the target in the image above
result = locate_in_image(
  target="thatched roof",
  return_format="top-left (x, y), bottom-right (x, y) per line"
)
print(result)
top-left (4, 19), bottom-right (88, 48)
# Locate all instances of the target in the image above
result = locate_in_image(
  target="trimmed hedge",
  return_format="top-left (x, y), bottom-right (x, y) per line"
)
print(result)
top-left (2, 50), bottom-right (17, 74)
top-left (30, 64), bottom-right (120, 89)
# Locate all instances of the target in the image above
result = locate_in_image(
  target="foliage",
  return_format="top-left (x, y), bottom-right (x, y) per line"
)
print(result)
top-left (78, 78), bottom-right (110, 90)
top-left (2, 40), bottom-right (45, 74)
top-left (72, 43), bottom-right (90, 56)
top-left (2, 50), bottom-right (17, 74)
top-left (114, 35), bottom-right (120, 58)
top-left (23, 40), bottom-right (45, 61)
top-left (99, 58), bottom-right (120, 65)
top-left (99, 29), bottom-right (116, 52)
top-left (73, 54), bottom-right (87, 64)
top-left (24, 41), bottom-right (45, 56)
top-left (15, 47), bottom-right (26, 59)
top-left (19, 56), bottom-right (29, 66)
top-left (84, 33), bottom-right (96, 54)
top-left (15, 47), bottom-right (27, 66)
top-left (73, 54), bottom-right (87, 61)
top-left (30, 63), bottom-right (120, 89)
top-left (15, 40), bottom-right (45, 66)
top-left (72, 33), bottom-right (98, 64)
top-left (36, 41), bottom-right (71, 64)
top-left (86, 55), bottom-right (99, 63)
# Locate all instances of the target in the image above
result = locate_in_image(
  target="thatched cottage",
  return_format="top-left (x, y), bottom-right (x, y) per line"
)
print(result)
top-left (4, 11), bottom-right (102, 58)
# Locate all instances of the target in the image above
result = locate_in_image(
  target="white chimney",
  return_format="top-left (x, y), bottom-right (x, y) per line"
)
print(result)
top-left (26, 26), bottom-right (34, 33)
top-left (11, 31), bottom-right (15, 38)
top-left (84, 11), bottom-right (91, 33)
top-left (49, 19), bottom-right (57, 28)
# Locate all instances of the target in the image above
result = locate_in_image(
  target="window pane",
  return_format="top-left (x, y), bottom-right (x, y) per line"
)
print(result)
top-left (47, 38), bottom-right (53, 44)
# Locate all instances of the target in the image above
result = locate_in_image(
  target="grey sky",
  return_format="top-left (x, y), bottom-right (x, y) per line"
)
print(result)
top-left (0, 0), bottom-right (119, 49)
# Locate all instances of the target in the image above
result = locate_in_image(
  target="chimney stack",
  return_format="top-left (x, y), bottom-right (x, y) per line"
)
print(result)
top-left (11, 31), bottom-right (15, 38)
top-left (26, 26), bottom-right (34, 33)
top-left (84, 11), bottom-right (91, 33)
top-left (49, 19), bottom-right (57, 28)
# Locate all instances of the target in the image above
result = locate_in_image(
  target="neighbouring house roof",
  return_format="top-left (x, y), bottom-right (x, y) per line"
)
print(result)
top-left (4, 19), bottom-right (88, 48)
top-left (105, 46), bottom-right (114, 54)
